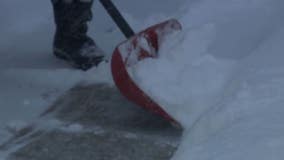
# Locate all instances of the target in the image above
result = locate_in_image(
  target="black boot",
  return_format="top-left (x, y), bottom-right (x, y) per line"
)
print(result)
top-left (51, 0), bottom-right (104, 70)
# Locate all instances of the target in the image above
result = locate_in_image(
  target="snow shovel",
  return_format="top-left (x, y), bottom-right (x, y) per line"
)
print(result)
top-left (99, 0), bottom-right (182, 125)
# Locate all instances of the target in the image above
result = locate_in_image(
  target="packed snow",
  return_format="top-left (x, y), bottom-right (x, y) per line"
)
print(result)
top-left (1, 0), bottom-right (284, 159)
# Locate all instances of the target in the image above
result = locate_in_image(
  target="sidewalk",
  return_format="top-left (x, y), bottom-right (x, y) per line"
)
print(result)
top-left (4, 84), bottom-right (182, 160)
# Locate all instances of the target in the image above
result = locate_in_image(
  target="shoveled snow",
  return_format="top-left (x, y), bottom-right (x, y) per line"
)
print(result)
top-left (1, 0), bottom-right (284, 160)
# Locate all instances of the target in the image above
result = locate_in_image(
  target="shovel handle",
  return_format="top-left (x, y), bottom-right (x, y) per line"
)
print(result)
top-left (99, 0), bottom-right (135, 38)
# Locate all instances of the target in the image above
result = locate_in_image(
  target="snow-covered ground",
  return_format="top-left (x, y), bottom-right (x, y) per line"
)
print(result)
top-left (1, 0), bottom-right (284, 159)
top-left (131, 0), bottom-right (284, 159)
top-left (0, 0), bottom-right (184, 158)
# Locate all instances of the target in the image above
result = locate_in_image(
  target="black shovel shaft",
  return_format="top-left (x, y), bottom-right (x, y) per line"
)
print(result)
top-left (99, 0), bottom-right (135, 38)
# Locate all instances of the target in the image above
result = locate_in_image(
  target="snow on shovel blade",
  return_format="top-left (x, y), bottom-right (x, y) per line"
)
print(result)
top-left (111, 19), bottom-right (182, 125)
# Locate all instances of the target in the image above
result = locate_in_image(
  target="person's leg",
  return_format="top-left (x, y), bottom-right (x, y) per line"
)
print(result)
top-left (51, 0), bottom-right (104, 70)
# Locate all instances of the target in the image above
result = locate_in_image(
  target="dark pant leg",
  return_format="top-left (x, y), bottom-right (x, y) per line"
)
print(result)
top-left (51, 0), bottom-right (95, 57)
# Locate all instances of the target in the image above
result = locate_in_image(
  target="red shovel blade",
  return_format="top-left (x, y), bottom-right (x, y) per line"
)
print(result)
top-left (111, 19), bottom-right (182, 124)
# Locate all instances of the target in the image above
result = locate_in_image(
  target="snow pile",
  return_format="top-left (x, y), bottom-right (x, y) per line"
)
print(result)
top-left (128, 0), bottom-right (284, 159)
top-left (131, 24), bottom-right (237, 128)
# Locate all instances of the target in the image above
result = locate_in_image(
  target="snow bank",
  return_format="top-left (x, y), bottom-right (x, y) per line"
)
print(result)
top-left (128, 0), bottom-right (284, 159)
